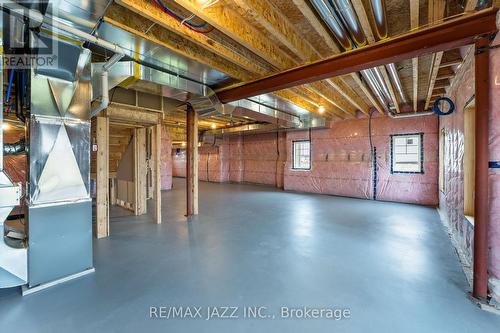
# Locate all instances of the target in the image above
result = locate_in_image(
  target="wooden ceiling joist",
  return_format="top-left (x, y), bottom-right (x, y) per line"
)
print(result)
top-left (424, 0), bottom-right (446, 110)
top-left (168, 0), bottom-right (361, 116)
top-left (410, 0), bottom-right (419, 112)
top-left (465, 0), bottom-right (479, 12)
top-left (110, 0), bottom-right (327, 117)
top-left (424, 51), bottom-right (444, 110)
top-left (436, 68), bottom-right (456, 80)
top-left (349, 0), bottom-right (399, 113)
top-left (216, 8), bottom-right (498, 104)
top-left (290, 0), bottom-right (381, 114)
top-left (290, 0), bottom-right (341, 54)
top-left (439, 59), bottom-right (463, 68)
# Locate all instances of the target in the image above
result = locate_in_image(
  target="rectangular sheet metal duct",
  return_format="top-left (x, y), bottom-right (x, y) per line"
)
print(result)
top-left (27, 37), bottom-right (93, 288)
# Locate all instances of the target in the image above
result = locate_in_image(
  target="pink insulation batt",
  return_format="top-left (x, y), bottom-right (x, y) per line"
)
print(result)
top-left (284, 115), bottom-right (438, 206)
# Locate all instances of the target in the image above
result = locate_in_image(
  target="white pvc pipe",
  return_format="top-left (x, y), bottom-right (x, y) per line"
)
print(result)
top-left (387, 111), bottom-right (435, 119)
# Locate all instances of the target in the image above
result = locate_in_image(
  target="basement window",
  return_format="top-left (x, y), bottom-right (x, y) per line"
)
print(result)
top-left (292, 140), bottom-right (311, 170)
top-left (391, 133), bottom-right (424, 174)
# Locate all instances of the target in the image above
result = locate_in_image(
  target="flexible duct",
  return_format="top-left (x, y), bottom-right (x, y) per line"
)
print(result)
top-left (369, 0), bottom-right (388, 39)
top-left (330, 0), bottom-right (367, 46)
top-left (361, 70), bottom-right (388, 109)
top-left (3, 139), bottom-right (26, 156)
top-left (386, 63), bottom-right (408, 104)
top-left (311, 0), bottom-right (397, 112)
top-left (309, 0), bottom-right (354, 50)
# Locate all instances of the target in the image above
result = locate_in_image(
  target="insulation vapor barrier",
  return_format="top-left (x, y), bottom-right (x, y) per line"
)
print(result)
top-left (168, 114), bottom-right (438, 206)
top-left (488, 45), bottom-right (500, 298)
top-left (284, 115), bottom-right (438, 205)
top-left (438, 47), bottom-right (475, 276)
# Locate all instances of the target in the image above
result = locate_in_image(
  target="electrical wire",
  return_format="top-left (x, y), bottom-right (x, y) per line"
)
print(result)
top-left (151, 0), bottom-right (215, 34)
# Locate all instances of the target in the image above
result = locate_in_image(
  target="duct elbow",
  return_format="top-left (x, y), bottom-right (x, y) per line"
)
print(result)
top-left (91, 71), bottom-right (110, 117)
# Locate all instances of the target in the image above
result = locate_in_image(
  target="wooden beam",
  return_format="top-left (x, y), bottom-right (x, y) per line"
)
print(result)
top-left (351, 0), bottom-right (375, 44)
top-left (428, 0), bottom-right (446, 24)
top-left (410, 0), bottom-right (419, 112)
top-left (111, 2), bottom-right (267, 77)
top-left (96, 116), bottom-right (109, 238)
top-left (217, 8), bottom-right (498, 103)
top-left (134, 127), bottom-right (147, 215)
top-left (351, 0), bottom-right (400, 112)
top-left (349, 73), bottom-right (384, 115)
top-left (436, 67), bottom-right (456, 80)
top-left (106, 4), bottom-right (326, 118)
top-left (171, 0), bottom-right (295, 69)
top-left (152, 124), bottom-right (162, 224)
top-left (424, 0), bottom-right (446, 110)
top-left (465, 0), bottom-right (479, 12)
top-left (106, 104), bottom-right (162, 125)
top-left (348, 0), bottom-right (385, 114)
top-left (291, 0), bottom-right (376, 114)
top-left (424, 51), bottom-right (444, 110)
top-left (378, 66), bottom-right (401, 113)
top-left (290, 0), bottom-right (341, 54)
top-left (170, 0), bottom-right (362, 116)
top-left (232, 0), bottom-right (360, 115)
top-left (439, 59), bottom-right (463, 68)
top-left (186, 105), bottom-right (198, 217)
top-left (232, 0), bottom-right (317, 62)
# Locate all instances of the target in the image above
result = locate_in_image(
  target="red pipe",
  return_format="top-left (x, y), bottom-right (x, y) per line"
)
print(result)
top-left (472, 38), bottom-right (490, 301)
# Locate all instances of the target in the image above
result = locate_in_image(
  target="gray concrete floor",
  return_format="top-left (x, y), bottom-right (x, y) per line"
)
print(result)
top-left (1, 177), bottom-right (499, 332)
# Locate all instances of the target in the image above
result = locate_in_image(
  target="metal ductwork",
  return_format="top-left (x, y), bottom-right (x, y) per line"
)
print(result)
top-left (0, 1), bottom-right (127, 291)
top-left (330, 0), bottom-right (367, 46)
top-left (361, 69), bottom-right (390, 109)
top-left (386, 63), bottom-right (407, 104)
top-left (309, 0), bottom-right (354, 50)
top-left (311, 0), bottom-right (411, 113)
top-left (369, 0), bottom-right (389, 39)
top-left (94, 61), bottom-right (315, 130)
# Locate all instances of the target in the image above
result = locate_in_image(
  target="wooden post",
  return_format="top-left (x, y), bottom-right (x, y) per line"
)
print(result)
top-left (152, 124), bottom-right (162, 224)
top-left (186, 104), bottom-right (198, 217)
top-left (110, 177), bottom-right (117, 206)
top-left (134, 127), bottom-right (147, 215)
top-left (96, 116), bottom-right (109, 238)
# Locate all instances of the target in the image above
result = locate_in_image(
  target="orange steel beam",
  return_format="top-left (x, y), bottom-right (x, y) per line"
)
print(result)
top-left (217, 8), bottom-right (498, 103)
top-left (472, 38), bottom-right (490, 301)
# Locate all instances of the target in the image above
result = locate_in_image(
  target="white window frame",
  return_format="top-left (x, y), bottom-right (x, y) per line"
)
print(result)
top-left (292, 140), bottom-right (311, 170)
top-left (390, 133), bottom-right (424, 174)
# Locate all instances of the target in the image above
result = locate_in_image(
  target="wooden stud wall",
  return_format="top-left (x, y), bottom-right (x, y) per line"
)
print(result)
top-left (96, 116), bottom-right (110, 238)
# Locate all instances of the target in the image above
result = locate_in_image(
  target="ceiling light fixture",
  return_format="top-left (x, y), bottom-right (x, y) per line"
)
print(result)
top-left (318, 105), bottom-right (325, 114)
